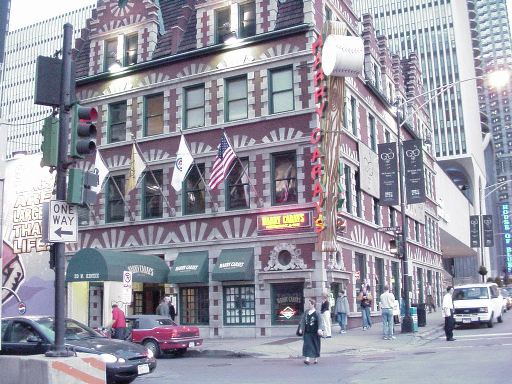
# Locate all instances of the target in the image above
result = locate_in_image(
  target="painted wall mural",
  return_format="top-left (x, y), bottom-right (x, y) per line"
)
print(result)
top-left (2, 154), bottom-right (55, 316)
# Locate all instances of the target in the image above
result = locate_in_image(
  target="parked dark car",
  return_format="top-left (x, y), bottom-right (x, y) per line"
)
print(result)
top-left (126, 315), bottom-right (202, 358)
top-left (0, 316), bottom-right (156, 384)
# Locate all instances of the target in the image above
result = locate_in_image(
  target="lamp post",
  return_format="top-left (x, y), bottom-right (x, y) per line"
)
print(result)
top-left (394, 101), bottom-right (414, 333)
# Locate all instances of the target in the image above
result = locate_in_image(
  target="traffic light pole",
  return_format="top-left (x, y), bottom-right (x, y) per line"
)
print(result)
top-left (46, 23), bottom-right (74, 357)
top-left (396, 104), bottom-right (414, 333)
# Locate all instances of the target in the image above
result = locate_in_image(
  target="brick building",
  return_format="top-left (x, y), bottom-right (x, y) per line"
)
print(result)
top-left (65, 0), bottom-right (443, 338)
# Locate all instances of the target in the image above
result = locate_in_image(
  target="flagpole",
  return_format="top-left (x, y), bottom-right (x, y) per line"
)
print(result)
top-left (177, 128), bottom-right (215, 204)
top-left (222, 131), bottom-right (263, 207)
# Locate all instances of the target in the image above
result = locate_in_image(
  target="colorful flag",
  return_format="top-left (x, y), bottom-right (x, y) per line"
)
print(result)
top-left (91, 150), bottom-right (109, 194)
top-left (171, 135), bottom-right (194, 191)
top-left (125, 143), bottom-right (146, 195)
top-left (208, 134), bottom-right (237, 190)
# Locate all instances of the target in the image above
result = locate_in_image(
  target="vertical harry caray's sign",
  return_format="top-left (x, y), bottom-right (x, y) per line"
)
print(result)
top-left (378, 142), bottom-right (399, 206)
top-left (403, 139), bottom-right (426, 204)
top-left (469, 215), bottom-right (480, 248)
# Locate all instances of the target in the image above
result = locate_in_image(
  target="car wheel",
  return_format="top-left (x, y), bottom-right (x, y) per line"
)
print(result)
top-left (143, 339), bottom-right (161, 358)
top-left (487, 313), bottom-right (494, 328)
top-left (498, 311), bottom-right (504, 323)
top-left (173, 348), bottom-right (187, 357)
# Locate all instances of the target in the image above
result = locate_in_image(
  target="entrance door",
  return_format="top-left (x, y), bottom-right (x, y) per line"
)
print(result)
top-left (88, 283), bottom-right (103, 328)
top-left (143, 283), bottom-right (165, 314)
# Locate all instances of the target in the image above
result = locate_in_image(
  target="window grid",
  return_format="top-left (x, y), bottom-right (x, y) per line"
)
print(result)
top-left (144, 94), bottom-right (164, 136)
top-left (108, 102), bottom-right (127, 143)
top-left (226, 76), bottom-right (248, 122)
top-left (226, 158), bottom-right (250, 210)
top-left (224, 285), bottom-right (256, 325)
top-left (272, 152), bottom-right (298, 205)
top-left (269, 67), bottom-right (294, 114)
top-left (184, 164), bottom-right (205, 215)
top-left (184, 85), bottom-right (205, 129)
top-left (142, 170), bottom-right (163, 219)
top-left (180, 287), bottom-right (209, 325)
top-left (106, 175), bottom-right (125, 223)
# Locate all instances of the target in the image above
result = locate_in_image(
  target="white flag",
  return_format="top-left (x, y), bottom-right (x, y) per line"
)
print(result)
top-left (125, 143), bottom-right (146, 196)
top-left (92, 151), bottom-right (109, 194)
top-left (171, 135), bottom-right (194, 191)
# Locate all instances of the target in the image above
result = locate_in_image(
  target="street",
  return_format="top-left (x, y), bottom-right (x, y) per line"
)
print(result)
top-left (135, 318), bottom-right (512, 384)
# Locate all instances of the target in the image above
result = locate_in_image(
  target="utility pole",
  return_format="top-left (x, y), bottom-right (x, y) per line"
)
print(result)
top-left (45, 23), bottom-right (74, 357)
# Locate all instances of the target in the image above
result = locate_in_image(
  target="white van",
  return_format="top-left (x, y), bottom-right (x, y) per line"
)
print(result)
top-left (452, 283), bottom-right (504, 327)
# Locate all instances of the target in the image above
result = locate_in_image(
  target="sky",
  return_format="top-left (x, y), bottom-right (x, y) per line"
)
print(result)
top-left (9, 0), bottom-right (96, 31)
top-left (7, 0), bottom-right (512, 32)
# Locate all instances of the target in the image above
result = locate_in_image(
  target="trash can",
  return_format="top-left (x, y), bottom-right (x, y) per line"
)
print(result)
top-left (410, 305), bottom-right (419, 332)
top-left (417, 303), bottom-right (427, 327)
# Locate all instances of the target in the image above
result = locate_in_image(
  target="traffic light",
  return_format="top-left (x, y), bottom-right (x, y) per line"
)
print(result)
top-left (40, 116), bottom-right (59, 167)
top-left (70, 104), bottom-right (97, 159)
top-left (67, 168), bottom-right (99, 205)
top-left (390, 234), bottom-right (402, 256)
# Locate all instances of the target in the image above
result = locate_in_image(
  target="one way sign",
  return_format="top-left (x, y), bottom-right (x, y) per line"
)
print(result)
top-left (42, 200), bottom-right (78, 243)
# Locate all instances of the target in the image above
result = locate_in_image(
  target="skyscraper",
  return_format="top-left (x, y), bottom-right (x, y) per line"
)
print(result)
top-left (354, 0), bottom-right (490, 281)
top-left (0, 3), bottom-right (95, 158)
top-left (473, 0), bottom-right (512, 277)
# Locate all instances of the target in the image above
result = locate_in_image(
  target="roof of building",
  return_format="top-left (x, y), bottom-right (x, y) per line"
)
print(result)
top-left (75, 0), bottom-right (304, 78)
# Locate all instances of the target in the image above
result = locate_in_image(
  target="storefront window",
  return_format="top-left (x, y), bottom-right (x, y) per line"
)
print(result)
top-left (180, 287), bottom-right (209, 325)
top-left (223, 285), bottom-right (255, 325)
top-left (271, 283), bottom-right (304, 325)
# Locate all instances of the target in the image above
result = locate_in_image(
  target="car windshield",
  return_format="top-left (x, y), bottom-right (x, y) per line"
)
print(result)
top-left (35, 318), bottom-right (101, 342)
top-left (453, 287), bottom-right (489, 300)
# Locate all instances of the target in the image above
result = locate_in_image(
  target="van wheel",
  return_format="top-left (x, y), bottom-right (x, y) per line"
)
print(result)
top-left (487, 313), bottom-right (494, 328)
top-left (498, 311), bottom-right (504, 323)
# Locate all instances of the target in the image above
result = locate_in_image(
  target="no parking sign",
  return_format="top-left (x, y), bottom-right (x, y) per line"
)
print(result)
top-left (122, 271), bottom-right (132, 304)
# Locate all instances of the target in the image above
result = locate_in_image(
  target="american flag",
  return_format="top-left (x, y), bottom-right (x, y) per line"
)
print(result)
top-left (208, 134), bottom-right (237, 190)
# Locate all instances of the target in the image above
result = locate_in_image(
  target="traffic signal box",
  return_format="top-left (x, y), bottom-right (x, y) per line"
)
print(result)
top-left (70, 104), bottom-right (98, 159)
top-left (40, 116), bottom-right (59, 167)
top-left (67, 168), bottom-right (99, 205)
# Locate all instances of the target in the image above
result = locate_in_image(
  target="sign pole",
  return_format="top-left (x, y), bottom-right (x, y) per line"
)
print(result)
top-left (46, 23), bottom-right (74, 357)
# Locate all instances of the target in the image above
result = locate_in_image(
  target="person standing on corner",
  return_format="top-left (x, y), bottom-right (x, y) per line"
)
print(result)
top-left (358, 285), bottom-right (373, 330)
top-left (297, 298), bottom-right (325, 365)
top-left (427, 283), bottom-right (436, 313)
top-left (334, 290), bottom-right (349, 333)
top-left (156, 297), bottom-right (170, 317)
top-left (379, 285), bottom-right (395, 340)
top-left (320, 293), bottom-right (332, 338)
top-left (442, 286), bottom-right (455, 341)
top-left (110, 304), bottom-right (127, 340)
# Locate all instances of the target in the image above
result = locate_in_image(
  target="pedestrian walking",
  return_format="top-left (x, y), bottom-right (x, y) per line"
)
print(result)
top-left (379, 285), bottom-right (395, 340)
top-left (156, 297), bottom-right (170, 317)
top-left (358, 285), bottom-right (373, 330)
top-left (110, 304), bottom-right (127, 340)
top-left (334, 290), bottom-right (349, 333)
top-left (320, 293), bottom-right (332, 338)
top-left (427, 283), bottom-right (436, 313)
top-left (297, 298), bottom-right (325, 365)
top-left (168, 297), bottom-right (177, 321)
top-left (442, 286), bottom-right (455, 341)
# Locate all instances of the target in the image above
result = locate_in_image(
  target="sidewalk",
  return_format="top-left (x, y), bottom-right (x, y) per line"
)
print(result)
top-left (197, 311), bottom-right (444, 359)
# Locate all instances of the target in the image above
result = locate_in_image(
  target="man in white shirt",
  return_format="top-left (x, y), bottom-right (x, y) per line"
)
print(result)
top-left (442, 286), bottom-right (455, 341)
top-left (379, 285), bottom-right (395, 340)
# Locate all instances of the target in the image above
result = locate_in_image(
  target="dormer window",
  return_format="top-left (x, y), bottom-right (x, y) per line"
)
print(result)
top-left (104, 33), bottom-right (138, 72)
top-left (124, 34), bottom-right (138, 66)
top-left (239, 2), bottom-right (256, 38)
top-left (214, 2), bottom-right (256, 44)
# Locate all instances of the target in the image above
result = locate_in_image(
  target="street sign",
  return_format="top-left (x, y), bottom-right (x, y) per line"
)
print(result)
top-left (378, 226), bottom-right (401, 232)
top-left (121, 271), bottom-right (133, 304)
top-left (47, 200), bottom-right (78, 242)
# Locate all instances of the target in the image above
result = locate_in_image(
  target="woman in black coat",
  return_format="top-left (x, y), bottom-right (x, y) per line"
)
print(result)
top-left (297, 297), bottom-right (325, 365)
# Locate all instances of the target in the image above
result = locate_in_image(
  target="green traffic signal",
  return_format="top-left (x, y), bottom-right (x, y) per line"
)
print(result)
top-left (70, 104), bottom-right (98, 159)
top-left (40, 116), bottom-right (59, 168)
